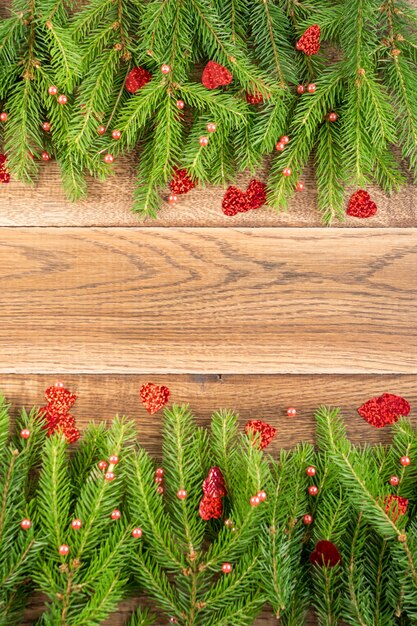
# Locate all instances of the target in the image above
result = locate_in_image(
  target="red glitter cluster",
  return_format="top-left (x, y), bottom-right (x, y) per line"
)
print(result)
top-left (384, 494), bottom-right (408, 522)
top-left (346, 190), bottom-right (378, 218)
top-left (125, 66), bottom-right (152, 94)
top-left (222, 179), bottom-right (267, 216)
top-left (310, 540), bottom-right (342, 568)
top-left (246, 91), bottom-right (264, 105)
top-left (202, 61), bottom-right (233, 90)
top-left (39, 383), bottom-right (80, 443)
top-left (199, 466), bottom-right (227, 520)
top-left (140, 382), bottom-right (170, 415)
top-left (357, 393), bottom-right (410, 428)
top-left (295, 25), bottom-right (321, 55)
top-left (0, 154), bottom-right (10, 184)
top-left (169, 168), bottom-right (197, 195)
top-left (245, 419), bottom-right (277, 450)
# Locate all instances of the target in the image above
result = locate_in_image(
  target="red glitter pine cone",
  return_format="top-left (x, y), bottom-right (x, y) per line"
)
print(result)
top-left (296, 25), bottom-right (321, 55)
top-left (199, 494), bottom-right (223, 520)
top-left (169, 168), bottom-right (197, 195)
top-left (245, 419), bottom-right (277, 450)
top-left (310, 540), bottom-right (342, 567)
top-left (202, 466), bottom-right (227, 498)
top-left (125, 66), bottom-right (152, 93)
top-left (202, 61), bottom-right (233, 90)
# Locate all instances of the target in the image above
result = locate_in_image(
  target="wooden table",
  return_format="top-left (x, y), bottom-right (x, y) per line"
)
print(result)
top-left (1, 155), bottom-right (416, 625)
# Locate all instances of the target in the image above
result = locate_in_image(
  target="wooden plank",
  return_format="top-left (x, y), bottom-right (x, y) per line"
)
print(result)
top-left (1, 157), bottom-right (416, 227)
top-left (3, 374), bottom-right (416, 449)
top-left (0, 228), bottom-right (415, 374)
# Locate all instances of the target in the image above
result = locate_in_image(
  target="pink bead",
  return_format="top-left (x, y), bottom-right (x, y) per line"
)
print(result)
top-left (400, 456), bottom-right (411, 466)
top-left (295, 181), bottom-right (304, 192)
top-left (280, 136), bottom-right (289, 144)
top-left (155, 476), bottom-right (164, 484)
top-left (224, 518), bottom-right (233, 528)
top-left (296, 85), bottom-right (305, 94)
top-left (168, 193), bottom-right (178, 204)
top-left (199, 136), bottom-right (209, 147)
top-left (306, 466), bottom-right (316, 477)
top-left (132, 527), bottom-right (143, 538)
top-left (176, 100), bottom-right (185, 109)
top-left (307, 83), bottom-right (316, 93)
top-left (104, 472), bottom-right (115, 481)
top-left (161, 64), bottom-right (171, 74)
top-left (97, 125), bottom-right (106, 135)
top-left (0, 112), bottom-right (8, 122)
top-left (155, 467), bottom-right (164, 477)
top-left (59, 544), bottom-right (70, 556)
top-left (282, 167), bottom-right (292, 177)
top-left (250, 495), bottom-right (261, 507)
top-left (54, 381), bottom-right (64, 388)
top-left (111, 130), bottom-right (121, 140)
top-left (257, 491), bottom-right (267, 502)
top-left (275, 142), bottom-right (285, 151)
top-left (222, 562), bottom-right (232, 574)
top-left (98, 460), bottom-right (108, 471)
top-left (169, 619), bottom-right (178, 624)
top-left (303, 514), bottom-right (313, 525)
top-left (206, 122), bottom-right (217, 133)
top-left (287, 407), bottom-right (297, 417)
top-left (177, 489), bottom-right (187, 500)
top-left (308, 485), bottom-right (318, 496)
top-left (157, 485), bottom-right (164, 494)
top-left (20, 518), bottom-right (31, 530)
top-left (328, 112), bottom-right (338, 122)
top-left (48, 85), bottom-right (58, 96)
top-left (57, 94), bottom-right (68, 105)
top-left (109, 455), bottom-right (119, 465)
top-left (20, 429), bottom-right (30, 439)
top-left (390, 476), bottom-right (399, 486)
top-left (42, 122), bottom-right (51, 132)
top-left (104, 154), bottom-right (114, 164)
top-left (71, 518), bottom-right (82, 530)
top-left (111, 509), bottom-right (121, 520)
top-left (41, 151), bottom-right (50, 161)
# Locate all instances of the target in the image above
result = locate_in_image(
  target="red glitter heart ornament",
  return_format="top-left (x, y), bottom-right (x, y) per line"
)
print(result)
top-left (44, 385), bottom-right (77, 415)
top-left (245, 419), bottom-right (277, 450)
top-left (39, 384), bottom-right (80, 443)
top-left (310, 540), bottom-right (342, 567)
top-left (357, 393), bottom-right (410, 428)
top-left (246, 179), bottom-right (267, 210)
top-left (125, 66), bottom-right (152, 93)
top-left (346, 189), bottom-right (378, 218)
top-left (140, 383), bottom-right (170, 415)
top-left (169, 168), bottom-right (197, 195)
top-left (222, 186), bottom-right (249, 216)
top-left (199, 494), bottom-right (223, 520)
top-left (295, 24), bottom-right (321, 55)
top-left (202, 466), bottom-right (227, 498)
top-left (384, 494), bottom-right (408, 522)
top-left (202, 61), bottom-right (233, 90)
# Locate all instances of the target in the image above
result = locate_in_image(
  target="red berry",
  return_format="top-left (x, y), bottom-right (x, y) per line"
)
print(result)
top-left (104, 154), bottom-right (114, 164)
top-left (303, 514), bottom-right (313, 525)
top-left (295, 181), bottom-right (304, 192)
top-left (57, 94), bottom-right (68, 105)
top-left (48, 85), bottom-right (58, 96)
top-left (20, 518), bottom-right (31, 530)
top-left (250, 495), bottom-right (261, 507)
top-left (155, 467), bottom-right (164, 477)
top-left (280, 136), bottom-right (290, 144)
top-left (307, 83), bottom-right (316, 93)
top-left (161, 64), bottom-right (171, 74)
top-left (132, 527), bottom-right (143, 538)
top-left (0, 112), bottom-right (8, 122)
top-left (176, 100), bottom-right (185, 109)
top-left (155, 476), bottom-right (163, 484)
top-left (168, 193), bottom-right (178, 204)
top-left (105, 472), bottom-right (115, 481)
top-left (111, 509), bottom-right (121, 520)
top-left (98, 460), bottom-right (108, 471)
top-left (41, 151), bottom-right (50, 161)
top-left (42, 122), bottom-right (51, 132)
top-left (54, 381), bottom-right (64, 388)
top-left (400, 456), bottom-right (411, 466)
top-left (390, 476), bottom-right (400, 486)
top-left (97, 125), bottom-right (106, 135)
top-left (282, 167), bottom-right (292, 177)
top-left (177, 489), bottom-right (187, 500)
top-left (109, 455), bottom-right (119, 465)
top-left (59, 544), bottom-right (70, 556)
top-left (308, 485), bottom-right (318, 496)
top-left (296, 85), bottom-right (305, 94)
top-left (287, 407), bottom-right (297, 417)
top-left (306, 466), bottom-right (316, 477)
top-left (199, 136), bottom-right (209, 147)
top-left (206, 122), bottom-right (217, 133)
top-left (111, 130), bottom-right (121, 140)
top-left (20, 429), bottom-right (30, 439)
top-left (275, 142), bottom-right (285, 151)
top-left (222, 562), bottom-right (232, 574)
top-left (169, 619), bottom-right (178, 624)
top-left (157, 485), bottom-right (164, 494)
top-left (71, 518), bottom-right (82, 530)
top-left (328, 112), bottom-right (338, 122)
top-left (257, 491), bottom-right (267, 501)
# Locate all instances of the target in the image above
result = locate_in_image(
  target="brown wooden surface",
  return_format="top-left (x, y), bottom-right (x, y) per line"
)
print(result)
top-left (0, 227), bottom-right (416, 375)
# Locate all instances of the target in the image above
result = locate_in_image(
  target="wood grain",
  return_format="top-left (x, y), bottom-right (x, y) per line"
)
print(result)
top-left (1, 157), bottom-right (416, 227)
top-left (3, 374), bottom-right (417, 449)
top-left (0, 228), bottom-right (415, 374)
